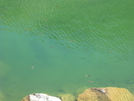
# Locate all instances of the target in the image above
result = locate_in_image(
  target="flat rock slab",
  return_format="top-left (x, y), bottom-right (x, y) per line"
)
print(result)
top-left (77, 87), bottom-right (134, 101)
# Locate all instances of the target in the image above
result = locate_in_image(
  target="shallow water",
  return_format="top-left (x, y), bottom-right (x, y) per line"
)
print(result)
top-left (0, 0), bottom-right (134, 101)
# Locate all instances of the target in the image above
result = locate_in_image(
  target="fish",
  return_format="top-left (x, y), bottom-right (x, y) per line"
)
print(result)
top-left (88, 81), bottom-right (94, 83)
top-left (49, 46), bottom-right (53, 48)
top-left (107, 51), bottom-right (113, 53)
top-left (31, 65), bottom-right (34, 69)
top-left (85, 75), bottom-right (90, 77)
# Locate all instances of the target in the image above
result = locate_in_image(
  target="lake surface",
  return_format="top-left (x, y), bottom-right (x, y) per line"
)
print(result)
top-left (0, 0), bottom-right (134, 101)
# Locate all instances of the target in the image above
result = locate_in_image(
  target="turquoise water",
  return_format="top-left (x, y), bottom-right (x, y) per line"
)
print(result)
top-left (0, 0), bottom-right (134, 101)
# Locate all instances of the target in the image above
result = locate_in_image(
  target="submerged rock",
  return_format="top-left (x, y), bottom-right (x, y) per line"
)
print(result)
top-left (77, 87), bottom-right (134, 101)
top-left (22, 93), bottom-right (61, 101)
top-left (0, 62), bottom-right (9, 76)
top-left (0, 91), bottom-right (5, 101)
top-left (58, 94), bottom-right (76, 101)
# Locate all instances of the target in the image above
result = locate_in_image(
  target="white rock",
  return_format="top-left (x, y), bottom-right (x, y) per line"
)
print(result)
top-left (29, 93), bottom-right (61, 101)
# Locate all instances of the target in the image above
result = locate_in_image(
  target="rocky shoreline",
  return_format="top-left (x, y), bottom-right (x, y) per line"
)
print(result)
top-left (21, 87), bottom-right (134, 101)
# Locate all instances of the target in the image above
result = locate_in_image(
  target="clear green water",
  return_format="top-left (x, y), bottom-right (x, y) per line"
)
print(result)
top-left (0, 0), bottom-right (134, 101)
